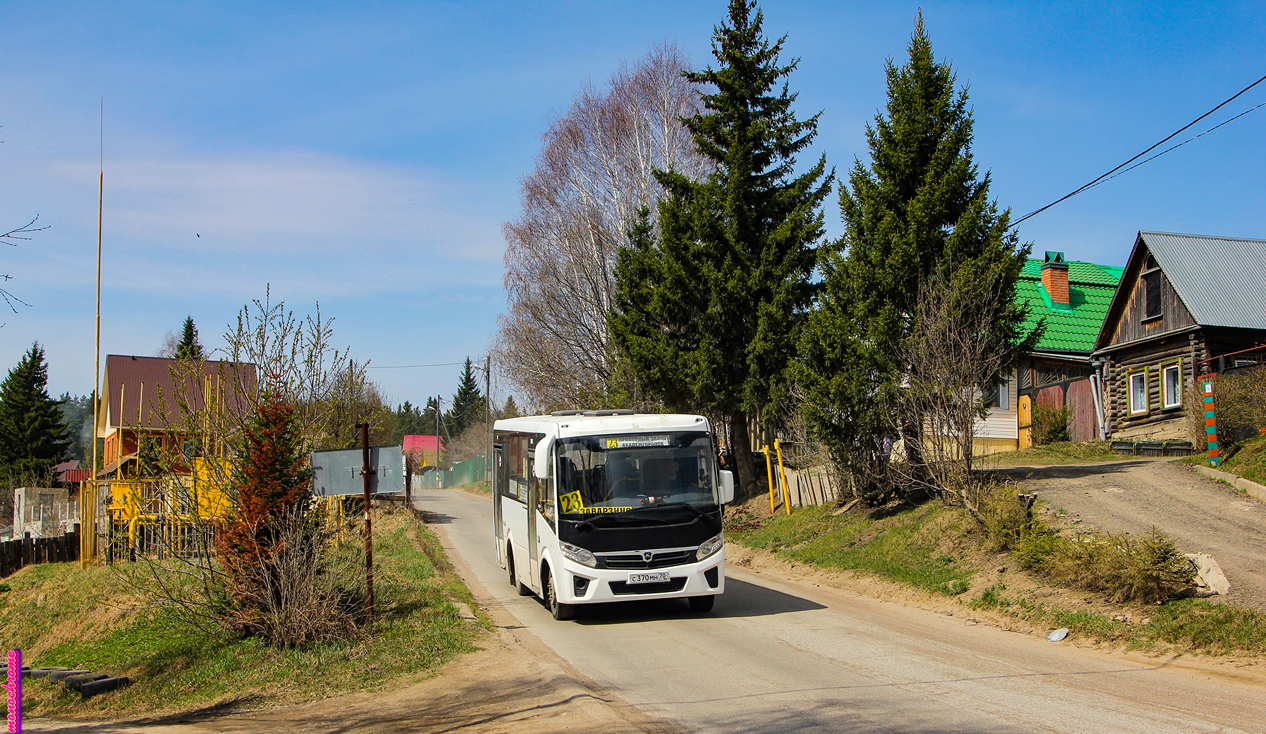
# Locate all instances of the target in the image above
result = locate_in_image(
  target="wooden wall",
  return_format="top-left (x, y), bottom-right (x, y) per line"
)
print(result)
top-left (1103, 332), bottom-right (1206, 439)
top-left (1106, 248), bottom-right (1197, 347)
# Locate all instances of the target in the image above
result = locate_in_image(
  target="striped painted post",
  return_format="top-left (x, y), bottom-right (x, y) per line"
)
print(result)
top-left (6, 649), bottom-right (20, 733)
top-left (1201, 375), bottom-right (1220, 468)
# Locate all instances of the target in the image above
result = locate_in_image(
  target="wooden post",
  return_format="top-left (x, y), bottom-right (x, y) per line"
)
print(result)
top-left (1201, 374), bottom-right (1220, 467)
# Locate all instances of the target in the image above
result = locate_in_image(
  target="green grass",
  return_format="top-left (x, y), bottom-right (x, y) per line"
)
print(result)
top-left (1219, 435), bottom-right (1266, 486)
top-left (967, 586), bottom-right (1266, 655)
top-left (1, 509), bottom-right (484, 719)
top-left (730, 503), bottom-right (975, 596)
top-left (730, 494), bottom-right (1266, 657)
top-left (1142, 599), bottom-right (1266, 654)
top-left (458, 480), bottom-right (492, 494)
top-left (981, 441), bottom-right (1121, 467)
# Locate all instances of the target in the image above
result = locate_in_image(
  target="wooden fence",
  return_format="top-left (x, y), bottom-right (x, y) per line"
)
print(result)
top-left (1, 526), bottom-right (81, 579)
top-left (778, 465), bottom-right (844, 508)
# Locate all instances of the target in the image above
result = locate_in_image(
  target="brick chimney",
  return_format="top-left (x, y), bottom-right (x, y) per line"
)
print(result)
top-left (1041, 251), bottom-right (1069, 307)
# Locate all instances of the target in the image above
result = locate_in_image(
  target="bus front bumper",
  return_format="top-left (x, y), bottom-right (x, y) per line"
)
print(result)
top-left (556, 550), bottom-right (725, 605)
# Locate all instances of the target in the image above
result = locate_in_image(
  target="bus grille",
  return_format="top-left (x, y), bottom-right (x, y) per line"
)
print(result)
top-left (608, 578), bottom-right (688, 595)
top-left (600, 549), bottom-right (695, 570)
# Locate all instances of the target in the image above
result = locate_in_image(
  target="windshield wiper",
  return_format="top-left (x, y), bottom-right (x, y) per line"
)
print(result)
top-left (574, 515), bottom-right (670, 532)
top-left (626, 502), bottom-right (710, 519)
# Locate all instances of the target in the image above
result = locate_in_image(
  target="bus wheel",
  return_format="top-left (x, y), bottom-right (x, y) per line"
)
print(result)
top-left (688, 595), bottom-right (715, 613)
top-left (508, 546), bottom-right (531, 596)
top-left (545, 571), bottom-right (574, 621)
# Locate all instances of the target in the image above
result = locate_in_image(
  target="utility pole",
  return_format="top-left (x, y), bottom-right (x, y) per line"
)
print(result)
top-left (484, 354), bottom-right (492, 484)
top-left (357, 422), bottom-right (376, 622)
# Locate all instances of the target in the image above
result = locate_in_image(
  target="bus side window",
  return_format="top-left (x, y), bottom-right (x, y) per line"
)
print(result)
top-left (505, 434), bottom-right (529, 503)
top-left (536, 476), bottom-right (555, 530)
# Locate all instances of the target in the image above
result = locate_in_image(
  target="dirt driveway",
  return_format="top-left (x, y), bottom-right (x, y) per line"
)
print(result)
top-left (996, 459), bottom-right (1266, 612)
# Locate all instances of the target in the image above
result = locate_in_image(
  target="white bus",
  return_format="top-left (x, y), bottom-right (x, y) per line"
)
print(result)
top-left (493, 410), bottom-right (735, 620)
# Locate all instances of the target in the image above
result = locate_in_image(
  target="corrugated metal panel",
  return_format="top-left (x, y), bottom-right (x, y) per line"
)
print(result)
top-left (101, 355), bottom-right (258, 431)
top-left (1017, 257), bottom-right (1122, 354)
top-left (1140, 231), bottom-right (1266, 330)
top-left (311, 445), bottom-right (404, 496)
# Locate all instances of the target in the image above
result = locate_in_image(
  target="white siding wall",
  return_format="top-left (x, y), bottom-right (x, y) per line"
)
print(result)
top-left (976, 370), bottom-right (1019, 440)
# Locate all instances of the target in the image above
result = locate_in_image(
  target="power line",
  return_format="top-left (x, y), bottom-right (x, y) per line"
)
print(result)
top-left (367, 361), bottom-right (465, 369)
top-left (1077, 100), bottom-right (1266, 194)
top-left (1012, 72), bottom-right (1266, 228)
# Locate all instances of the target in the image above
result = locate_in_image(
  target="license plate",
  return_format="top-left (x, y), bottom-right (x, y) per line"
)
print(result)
top-left (627, 571), bottom-right (670, 585)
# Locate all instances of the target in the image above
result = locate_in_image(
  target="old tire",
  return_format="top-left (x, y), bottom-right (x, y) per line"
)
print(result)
top-left (688, 595), bottom-right (715, 613)
top-left (545, 571), bottom-right (574, 621)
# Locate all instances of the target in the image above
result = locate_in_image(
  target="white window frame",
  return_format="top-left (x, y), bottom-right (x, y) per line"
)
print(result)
top-left (1162, 363), bottom-right (1182, 409)
top-left (1128, 370), bottom-right (1149, 415)
top-left (985, 375), bottom-right (1010, 410)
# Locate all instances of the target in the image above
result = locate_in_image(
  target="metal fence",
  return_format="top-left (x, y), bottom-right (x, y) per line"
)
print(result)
top-left (415, 455), bottom-right (487, 490)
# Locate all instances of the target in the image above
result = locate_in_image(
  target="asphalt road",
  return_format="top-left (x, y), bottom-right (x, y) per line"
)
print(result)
top-left (416, 487), bottom-right (1266, 734)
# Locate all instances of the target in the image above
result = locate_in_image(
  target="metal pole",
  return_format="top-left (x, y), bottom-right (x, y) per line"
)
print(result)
top-left (764, 447), bottom-right (776, 514)
top-left (485, 354), bottom-right (492, 484)
top-left (775, 438), bottom-right (791, 515)
top-left (358, 422), bottom-right (376, 622)
top-left (86, 99), bottom-right (104, 568)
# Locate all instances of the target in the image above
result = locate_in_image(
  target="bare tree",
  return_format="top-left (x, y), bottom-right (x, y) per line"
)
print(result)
top-left (2, 216), bottom-right (48, 315)
top-left (498, 44), bottom-right (710, 411)
top-left (893, 260), bottom-right (1033, 516)
top-left (110, 289), bottom-right (390, 638)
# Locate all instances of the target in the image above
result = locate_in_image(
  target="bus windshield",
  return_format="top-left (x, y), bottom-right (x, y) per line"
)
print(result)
top-left (556, 432), bottom-right (716, 518)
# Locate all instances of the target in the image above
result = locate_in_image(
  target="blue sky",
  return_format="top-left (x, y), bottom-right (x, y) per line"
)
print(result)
top-left (4, 1), bottom-right (1264, 408)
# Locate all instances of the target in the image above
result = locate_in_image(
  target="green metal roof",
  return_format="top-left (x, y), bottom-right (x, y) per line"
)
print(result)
top-left (1017, 258), bottom-right (1121, 354)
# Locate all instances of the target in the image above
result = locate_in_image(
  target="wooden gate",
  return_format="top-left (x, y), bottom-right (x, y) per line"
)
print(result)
top-left (1018, 395), bottom-right (1033, 449)
top-left (1065, 379), bottom-right (1098, 441)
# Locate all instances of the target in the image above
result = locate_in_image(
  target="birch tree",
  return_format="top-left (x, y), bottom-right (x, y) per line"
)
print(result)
top-left (498, 44), bottom-right (709, 410)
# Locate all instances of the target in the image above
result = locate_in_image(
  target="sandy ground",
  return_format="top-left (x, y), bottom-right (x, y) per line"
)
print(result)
top-left (25, 523), bottom-right (682, 734)
top-left (995, 458), bottom-right (1266, 611)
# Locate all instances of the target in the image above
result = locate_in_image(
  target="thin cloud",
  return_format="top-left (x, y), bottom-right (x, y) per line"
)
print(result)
top-left (46, 150), bottom-right (502, 258)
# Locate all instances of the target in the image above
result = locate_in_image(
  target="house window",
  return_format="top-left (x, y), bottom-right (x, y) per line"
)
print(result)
top-left (1162, 363), bottom-right (1182, 409)
top-left (985, 376), bottom-right (1010, 410)
top-left (1142, 270), bottom-right (1162, 319)
top-left (1129, 370), bottom-right (1149, 415)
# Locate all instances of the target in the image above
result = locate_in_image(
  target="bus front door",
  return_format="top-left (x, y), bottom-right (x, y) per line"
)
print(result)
top-left (526, 473), bottom-right (540, 593)
top-left (493, 443), bottom-right (506, 566)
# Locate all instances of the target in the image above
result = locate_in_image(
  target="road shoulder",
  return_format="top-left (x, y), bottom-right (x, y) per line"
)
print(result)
top-left (25, 511), bottom-right (681, 734)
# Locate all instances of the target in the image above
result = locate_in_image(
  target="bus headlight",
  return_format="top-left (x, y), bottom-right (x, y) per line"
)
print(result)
top-left (560, 542), bottom-right (597, 568)
top-left (697, 533), bottom-right (724, 560)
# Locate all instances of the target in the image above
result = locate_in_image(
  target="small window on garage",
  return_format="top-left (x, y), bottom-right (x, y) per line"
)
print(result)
top-left (1129, 370), bottom-right (1149, 415)
top-left (1162, 363), bottom-right (1182, 409)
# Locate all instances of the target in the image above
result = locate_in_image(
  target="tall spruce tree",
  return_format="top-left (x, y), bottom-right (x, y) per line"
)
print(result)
top-left (446, 358), bottom-right (486, 437)
top-left (176, 316), bottom-right (205, 360)
top-left (0, 343), bottom-right (71, 478)
top-left (611, 0), bottom-right (831, 497)
top-left (798, 17), bottom-right (1038, 497)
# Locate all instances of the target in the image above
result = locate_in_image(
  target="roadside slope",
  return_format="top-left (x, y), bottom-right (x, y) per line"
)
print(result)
top-left (998, 458), bottom-right (1266, 611)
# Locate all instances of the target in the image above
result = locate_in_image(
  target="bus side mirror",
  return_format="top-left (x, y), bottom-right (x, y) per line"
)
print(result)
top-left (533, 437), bottom-right (554, 479)
top-left (719, 470), bottom-right (735, 505)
